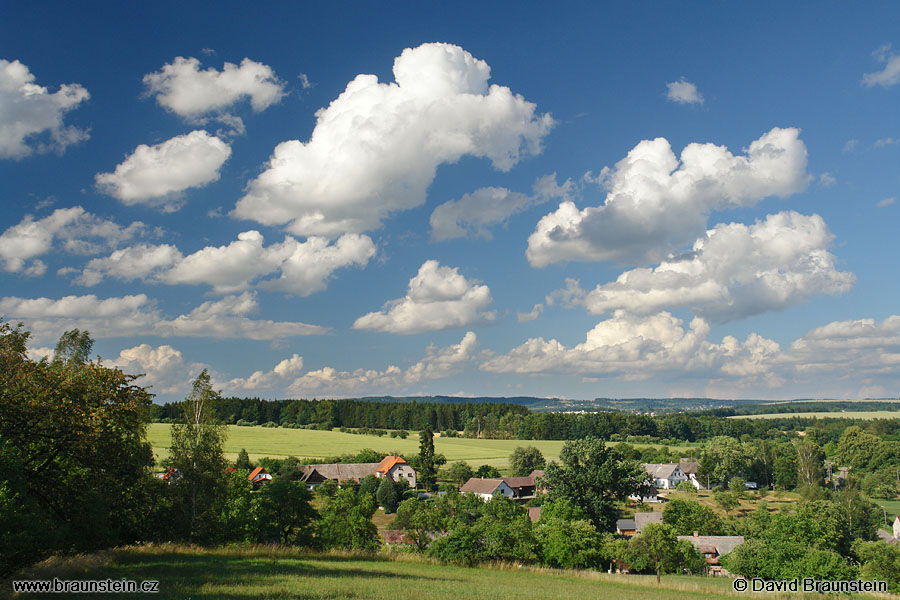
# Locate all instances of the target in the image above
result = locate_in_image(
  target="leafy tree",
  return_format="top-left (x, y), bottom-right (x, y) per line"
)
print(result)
top-left (447, 461), bottom-right (474, 486)
top-left (253, 478), bottom-right (318, 545)
top-left (359, 474), bottom-right (380, 497)
top-left (510, 446), bottom-right (546, 477)
top-left (219, 469), bottom-right (253, 544)
top-left (376, 476), bottom-right (401, 513)
top-left (854, 540), bottom-right (900, 592)
top-left (544, 437), bottom-right (650, 532)
top-left (675, 480), bottom-right (697, 494)
top-left (836, 426), bottom-right (881, 470)
top-left (393, 498), bottom-right (445, 550)
top-left (729, 476), bottom-right (747, 499)
top-left (627, 523), bottom-right (685, 584)
top-left (235, 448), bottom-right (252, 471)
top-left (534, 500), bottom-right (604, 569)
top-left (475, 464), bottom-right (501, 478)
top-left (418, 426), bottom-right (437, 491)
top-left (773, 454), bottom-right (797, 490)
top-left (0, 323), bottom-right (156, 569)
top-left (169, 370), bottom-right (228, 542)
top-left (51, 328), bottom-right (93, 366)
top-left (833, 487), bottom-right (880, 541)
top-left (699, 436), bottom-right (752, 485)
top-left (794, 438), bottom-right (825, 489)
top-left (712, 488), bottom-right (739, 518)
top-left (316, 488), bottom-right (378, 550)
top-left (663, 498), bottom-right (724, 535)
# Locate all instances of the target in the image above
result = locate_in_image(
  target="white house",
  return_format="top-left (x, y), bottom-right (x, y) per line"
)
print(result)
top-left (459, 478), bottom-right (516, 501)
top-left (894, 516), bottom-right (900, 540)
top-left (643, 463), bottom-right (688, 489)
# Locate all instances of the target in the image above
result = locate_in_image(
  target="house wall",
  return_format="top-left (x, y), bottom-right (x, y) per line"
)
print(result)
top-left (894, 517), bottom-right (900, 540)
top-left (389, 463), bottom-right (417, 488)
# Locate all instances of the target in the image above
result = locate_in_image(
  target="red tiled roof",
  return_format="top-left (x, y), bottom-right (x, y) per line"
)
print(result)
top-left (248, 466), bottom-right (267, 481)
top-left (375, 455), bottom-right (408, 474)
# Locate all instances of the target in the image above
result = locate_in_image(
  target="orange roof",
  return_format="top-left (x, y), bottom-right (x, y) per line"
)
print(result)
top-left (248, 466), bottom-right (268, 481)
top-left (375, 455), bottom-right (407, 474)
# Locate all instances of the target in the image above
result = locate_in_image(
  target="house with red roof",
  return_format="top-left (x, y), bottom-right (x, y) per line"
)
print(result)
top-left (297, 455), bottom-right (416, 490)
top-left (248, 466), bottom-right (272, 487)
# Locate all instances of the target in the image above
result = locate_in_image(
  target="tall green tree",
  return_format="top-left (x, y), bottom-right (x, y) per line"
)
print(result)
top-left (447, 461), bottom-right (474, 486)
top-left (316, 488), bottom-right (378, 550)
top-left (376, 476), bottom-right (401, 513)
top-left (0, 324), bottom-right (156, 572)
top-left (544, 437), bottom-right (650, 532)
top-left (627, 523), bottom-right (695, 584)
top-left (169, 370), bottom-right (228, 542)
top-left (510, 446), bottom-right (546, 477)
top-left (418, 426), bottom-right (437, 491)
top-left (253, 478), bottom-right (318, 545)
top-left (51, 328), bottom-right (93, 366)
top-left (234, 448), bottom-right (252, 471)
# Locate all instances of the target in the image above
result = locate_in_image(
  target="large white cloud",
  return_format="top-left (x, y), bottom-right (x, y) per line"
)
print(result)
top-left (581, 211), bottom-right (854, 322)
top-left (0, 207), bottom-right (147, 276)
top-left (232, 42), bottom-right (554, 237)
top-left (110, 344), bottom-right (207, 396)
top-left (0, 292), bottom-right (326, 344)
top-left (95, 130), bottom-right (231, 211)
top-left (353, 260), bottom-right (495, 334)
top-left (481, 311), bottom-right (714, 378)
top-left (430, 173), bottom-right (571, 241)
top-left (284, 331), bottom-right (478, 397)
top-left (76, 230), bottom-right (375, 295)
top-left (526, 127), bottom-right (808, 267)
top-left (862, 44), bottom-right (900, 88)
top-left (143, 56), bottom-right (285, 134)
top-left (0, 59), bottom-right (89, 159)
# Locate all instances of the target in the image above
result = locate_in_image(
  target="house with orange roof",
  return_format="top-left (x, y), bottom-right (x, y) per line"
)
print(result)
top-left (248, 466), bottom-right (272, 487)
top-left (297, 455), bottom-right (416, 490)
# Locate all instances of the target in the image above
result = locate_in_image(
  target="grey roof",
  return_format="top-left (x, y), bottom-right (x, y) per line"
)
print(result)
top-left (643, 463), bottom-right (681, 479)
top-left (677, 535), bottom-right (744, 556)
top-left (460, 477), bottom-right (504, 494)
top-left (501, 476), bottom-right (536, 490)
top-left (616, 518), bottom-right (636, 531)
top-left (529, 469), bottom-right (545, 480)
top-left (678, 461), bottom-right (700, 475)
top-left (298, 462), bottom-right (380, 481)
top-left (634, 511), bottom-right (663, 532)
top-left (877, 529), bottom-right (899, 544)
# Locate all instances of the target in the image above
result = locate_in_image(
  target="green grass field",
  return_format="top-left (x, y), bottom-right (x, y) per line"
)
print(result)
top-left (7, 545), bottom-right (762, 600)
top-left (729, 411), bottom-right (900, 420)
top-left (146, 423), bottom-right (695, 468)
top-left (875, 498), bottom-right (900, 523)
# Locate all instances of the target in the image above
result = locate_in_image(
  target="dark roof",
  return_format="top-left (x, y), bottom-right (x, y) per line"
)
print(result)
top-left (529, 469), bottom-right (545, 479)
top-left (298, 463), bottom-right (380, 482)
top-left (502, 476), bottom-right (536, 490)
top-left (460, 478), bottom-right (504, 494)
top-left (616, 518), bottom-right (636, 531)
top-left (634, 511), bottom-right (663, 532)
top-left (677, 535), bottom-right (744, 556)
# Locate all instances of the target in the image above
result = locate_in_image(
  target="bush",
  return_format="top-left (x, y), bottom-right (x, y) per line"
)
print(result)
top-left (261, 421), bottom-right (278, 428)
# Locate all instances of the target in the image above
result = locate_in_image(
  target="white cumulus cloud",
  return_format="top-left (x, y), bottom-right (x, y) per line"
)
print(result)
top-left (286, 331), bottom-right (478, 397)
top-left (74, 230), bottom-right (375, 295)
top-left (582, 211), bottom-right (854, 322)
top-left (666, 77), bottom-right (703, 104)
top-left (430, 173), bottom-right (572, 241)
top-left (95, 130), bottom-right (231, 211)
top-left (233, 42), bottom-right (554, 237)
top-left (143, 56), bottom-right (286, 134)
top-left (353, 260), bottom-right (495, 334)
top-left (0, 207), bottom-right (147, 274)
top-left (526, 127), bottom-right (809, 267)
top-left (0, 59), bottom-right (89, 159)
top-left (110, 344), bottom-right (207, 395)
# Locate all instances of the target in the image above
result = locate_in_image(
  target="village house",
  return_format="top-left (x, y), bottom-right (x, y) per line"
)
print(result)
top-left (895, 515), bottom-right (900, 540)
top-left (677, 460), bottom-right (706, 490)
top-left (156, 467), bottom-right (181, 484)
top-left (247, 466), bottom-right (273, 487)
top-left (297, 455), bottom-right (417, 490)
top-left (643, 463), bottom-right (688, 489)
top-left (615, 511), bottom-right (663, 537)
top-left (677, 533), bottom-right (745, 576)
top-left (459, 474), bottom-right (537, 501)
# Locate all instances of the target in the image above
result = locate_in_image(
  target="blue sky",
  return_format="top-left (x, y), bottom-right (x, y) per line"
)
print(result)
top-left (2, 2), bottom-right (899, 402)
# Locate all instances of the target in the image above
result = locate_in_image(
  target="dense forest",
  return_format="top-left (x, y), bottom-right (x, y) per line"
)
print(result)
top-left (152, 396), bottom-right (900, 444)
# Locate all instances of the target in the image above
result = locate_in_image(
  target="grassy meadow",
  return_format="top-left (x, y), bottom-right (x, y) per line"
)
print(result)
top-left (729, 411), bottom-right (900, 420)
top-left (146, 423), bottom-right (696, 468)
top-left (5, 545), bottom-right (785, 600)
